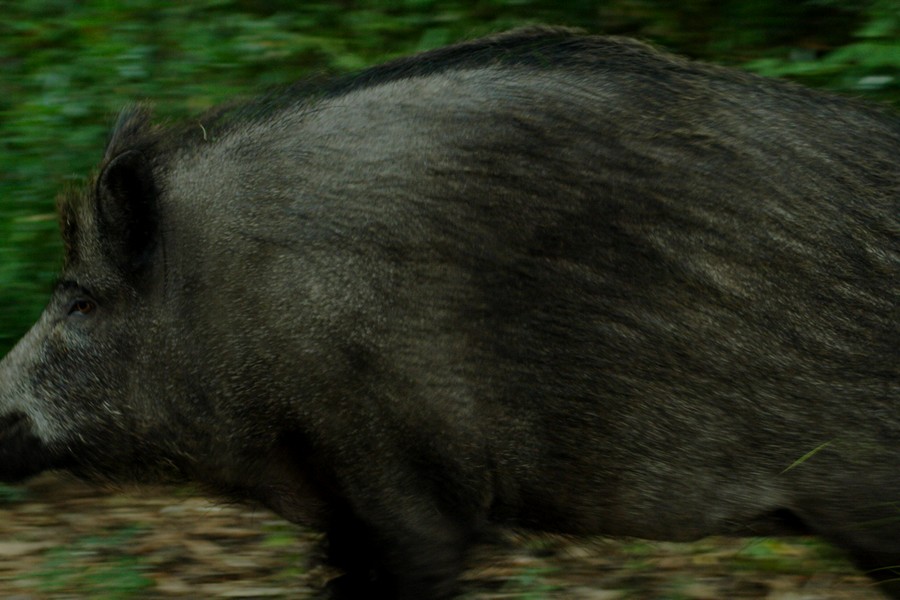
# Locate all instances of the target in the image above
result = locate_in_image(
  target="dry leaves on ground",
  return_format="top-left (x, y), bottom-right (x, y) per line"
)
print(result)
top-left (0, 474), bottom-right (888, 599)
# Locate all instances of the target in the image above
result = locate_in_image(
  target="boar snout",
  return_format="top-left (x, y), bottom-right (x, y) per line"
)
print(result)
top-left (0, 411), bottom-right (53, 483)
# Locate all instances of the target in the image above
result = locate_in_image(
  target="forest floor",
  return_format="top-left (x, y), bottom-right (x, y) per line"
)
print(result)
top-left (0, 473), bottom-right (888, 599)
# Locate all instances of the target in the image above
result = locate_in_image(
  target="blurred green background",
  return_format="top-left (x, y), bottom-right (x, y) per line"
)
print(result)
top-left (1, 0), bottom-right (898, 355)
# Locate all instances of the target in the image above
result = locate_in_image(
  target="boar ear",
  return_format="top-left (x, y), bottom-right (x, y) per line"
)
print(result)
top-left (95, 149), bottom-right (159, 274)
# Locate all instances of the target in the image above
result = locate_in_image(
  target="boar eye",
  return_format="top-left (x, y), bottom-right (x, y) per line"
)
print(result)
top-left (68, 299), bottom-right (97, 316)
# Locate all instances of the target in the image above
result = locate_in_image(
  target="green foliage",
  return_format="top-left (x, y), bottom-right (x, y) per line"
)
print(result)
top-left (1, 0), bottom-right (897, 355)
top-left (0, 483), bottom-right (29, 504)
top-left (497, 565), bottom-right (561, 598)
top-left (745, 0), bottom-right (900, 103)
top-left (23, 526), bottom-right (153, 598)
top-left (729, 537), bottom-right (852, 575)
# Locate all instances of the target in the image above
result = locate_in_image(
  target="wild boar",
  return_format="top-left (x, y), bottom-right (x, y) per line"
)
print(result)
top-left (0, 26), bottom-right (898, 599)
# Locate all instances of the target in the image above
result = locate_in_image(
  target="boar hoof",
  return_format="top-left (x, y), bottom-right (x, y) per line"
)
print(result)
top-left (317, 573), bottom-right (379, 600)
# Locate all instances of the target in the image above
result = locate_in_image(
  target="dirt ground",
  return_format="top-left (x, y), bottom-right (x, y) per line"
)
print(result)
top-left (0, 473), bottom-right (888, 599)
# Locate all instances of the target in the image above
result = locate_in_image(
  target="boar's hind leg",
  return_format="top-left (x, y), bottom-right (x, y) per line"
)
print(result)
top-left (828, 533), bottom-right (900, 599)
top-left (848, 548), bottom-right (900, 600)
top-left (795, 496), bottom-right (900, 599)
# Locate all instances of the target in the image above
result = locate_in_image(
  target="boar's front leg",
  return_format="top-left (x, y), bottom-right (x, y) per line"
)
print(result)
top-left (256, 427), bottom-right (483, 598)
top-left (321, 504), bottom-right (471, 599)
top-left (320, 492), bottom-right (475, 600)
top-left (306, 426), bottom-right (489, 600)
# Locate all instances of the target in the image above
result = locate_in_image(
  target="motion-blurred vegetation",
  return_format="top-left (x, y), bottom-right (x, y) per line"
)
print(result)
top-left (1, 0), bottom-right (898, 354)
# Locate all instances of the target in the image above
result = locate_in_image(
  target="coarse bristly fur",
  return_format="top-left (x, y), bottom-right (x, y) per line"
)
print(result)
top-left (2, 26), bottom-right (899, 599)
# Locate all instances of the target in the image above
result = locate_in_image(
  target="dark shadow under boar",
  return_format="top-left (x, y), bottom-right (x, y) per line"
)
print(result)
top-left (1, 27), bottom-right (898, 599)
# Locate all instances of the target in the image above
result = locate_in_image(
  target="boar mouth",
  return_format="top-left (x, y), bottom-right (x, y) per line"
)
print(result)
top-left (0, 411), bottom-right (56, 483)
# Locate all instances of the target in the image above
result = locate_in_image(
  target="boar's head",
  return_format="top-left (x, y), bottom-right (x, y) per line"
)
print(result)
top-left (0, 109), bottom-right (223, 487)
